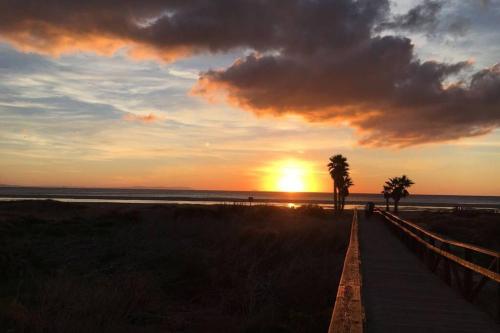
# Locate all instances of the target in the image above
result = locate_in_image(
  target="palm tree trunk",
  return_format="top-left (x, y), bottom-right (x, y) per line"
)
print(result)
top-left (338, 191), bottom-right (341, 212)
top-left (385, 198), bottom-right (389, 211)
top-left (394, 199), bottom-right (399, 213)
top-left (333, 182), bottom-right (338, 211)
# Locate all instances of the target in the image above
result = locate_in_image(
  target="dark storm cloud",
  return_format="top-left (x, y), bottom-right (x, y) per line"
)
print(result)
top-left (196, 39), bottom-right (500, 146)
top-left (0, 0), bottom-right (499, 146)
top-left (0, 0), bottom-right (388, 58)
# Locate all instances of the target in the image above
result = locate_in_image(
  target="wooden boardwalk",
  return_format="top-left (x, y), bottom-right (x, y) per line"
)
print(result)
top-left (358, 213), bottom-right (498, 332)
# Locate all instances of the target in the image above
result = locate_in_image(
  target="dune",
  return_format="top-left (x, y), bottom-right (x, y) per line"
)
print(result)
top-left (0, 200), bottom-right (351, 332)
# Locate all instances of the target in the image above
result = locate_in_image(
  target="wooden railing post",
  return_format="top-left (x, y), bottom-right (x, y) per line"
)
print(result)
top-left (464, 249), bottom-right (473, 301)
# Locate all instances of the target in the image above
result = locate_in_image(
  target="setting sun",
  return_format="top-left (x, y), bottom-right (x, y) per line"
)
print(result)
top-left (261, 160), bottom-right (319, 192)
top-left (277, 165), bottom-right (305, 192)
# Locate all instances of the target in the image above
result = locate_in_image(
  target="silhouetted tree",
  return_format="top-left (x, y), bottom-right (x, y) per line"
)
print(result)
top-left (327, 154), bottom-right (350, 212)
top-left (340, 175), bottom-right (353, 211)
top-left (386, 175), bottom-right (414, 213)
top-left (381, 185), bottom-right (392, 211)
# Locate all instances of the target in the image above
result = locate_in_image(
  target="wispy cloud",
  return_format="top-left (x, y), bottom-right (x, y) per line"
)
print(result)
top-left (123, 113), bottom-right (159, 123)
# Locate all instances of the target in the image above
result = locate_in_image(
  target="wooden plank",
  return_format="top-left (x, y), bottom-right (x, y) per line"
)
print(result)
top-left (359, 213), bottom-right (498, 332)
top-left (380, 210), bottom-right (499, 258)
top-left (328, 209), bottom-right (364, 333)
top-left (378, 211), bottom-right (500, 283)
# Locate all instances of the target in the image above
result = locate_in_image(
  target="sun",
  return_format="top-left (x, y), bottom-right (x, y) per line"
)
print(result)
top-left (261, 159), bottom-right (318, 192)
top-left (277, 165), bottom-right (305, 192)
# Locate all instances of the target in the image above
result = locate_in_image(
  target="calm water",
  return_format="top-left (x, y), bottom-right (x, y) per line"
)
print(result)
top-left (1, 187), bottom-right (499, 209)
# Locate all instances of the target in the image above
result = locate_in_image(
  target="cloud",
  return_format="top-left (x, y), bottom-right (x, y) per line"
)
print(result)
top-left (1, 0), bottom-right (499, 146)
top-left (195, 40), bottom-right (500, 146)
top-left (191, 1), bottom-right (500, 147)
top-left (377, 0), bottom-right (470, 37)
top-left (378, 0), bottom-right (443, 35)
top-left (0, 0), bottom-right (388, 59)
top-left (123, 113), bottom-right (159, 123)
top-left (479, 0), bottom-right (491, 8)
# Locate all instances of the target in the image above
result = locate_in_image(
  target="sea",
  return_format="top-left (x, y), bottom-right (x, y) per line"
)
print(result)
top-left (1, 187), bottom-right (499, 211)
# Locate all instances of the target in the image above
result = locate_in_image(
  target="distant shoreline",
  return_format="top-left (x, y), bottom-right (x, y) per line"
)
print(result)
top-left (1, 195), bottom-right (499, 209)
top-left (1, 186), bottom-right (499, 209)
top-left (1, 186), bottom-right (499, 198)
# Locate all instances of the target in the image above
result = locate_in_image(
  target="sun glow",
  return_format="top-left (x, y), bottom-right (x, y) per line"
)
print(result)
top-left (278, 165), bottom-right (305, 192)
top-left (261, 160), bottom-right (319, 192)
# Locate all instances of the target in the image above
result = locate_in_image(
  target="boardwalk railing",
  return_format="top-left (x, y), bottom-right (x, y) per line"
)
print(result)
top-left (328, 209), bottom-right (364, 333)
top-left (377, 209), bottom-right (500, 319)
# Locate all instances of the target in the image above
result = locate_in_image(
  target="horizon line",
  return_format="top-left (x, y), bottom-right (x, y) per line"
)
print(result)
top-left (1, 184), bottom-right (499, 198)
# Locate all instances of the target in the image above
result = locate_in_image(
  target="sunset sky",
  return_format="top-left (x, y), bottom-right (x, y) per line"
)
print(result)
top-left (1, 0), bottom-right (499, 195)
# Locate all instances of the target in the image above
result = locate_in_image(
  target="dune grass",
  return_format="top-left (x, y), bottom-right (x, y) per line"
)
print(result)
top-left (0, 201), bottom-right (351, 333)
top-left (399, 210), bottom-right (500, 251)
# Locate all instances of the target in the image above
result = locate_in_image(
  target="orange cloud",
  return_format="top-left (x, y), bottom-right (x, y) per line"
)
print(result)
top-left (123, 113), bottom-right (158, 123)
top-left (0, 27), bottom-right (190, 62)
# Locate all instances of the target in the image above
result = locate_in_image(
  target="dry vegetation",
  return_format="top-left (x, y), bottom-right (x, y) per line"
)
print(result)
top-left (0, 201), bottom-right (351, 333)
top-left (399, 210), bottom-right (500, 251)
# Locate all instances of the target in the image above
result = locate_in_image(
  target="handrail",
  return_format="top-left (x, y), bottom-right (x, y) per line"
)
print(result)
top-left (379, 210), bottom-right (500, 258)
top-left (328, 209), bottom-right (364, 333)
top-left (377, 210), bottom-right (500, 283)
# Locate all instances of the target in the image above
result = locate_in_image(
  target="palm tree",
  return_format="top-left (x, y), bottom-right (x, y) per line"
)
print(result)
top-left (386, 175), bottom-right (414, 213)
top-left (340, 175), bottom-right (353, 211)
top-left (327, 154), bottom-right (350, 212)
top-left (381, 184), bottom-right (392, 211)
